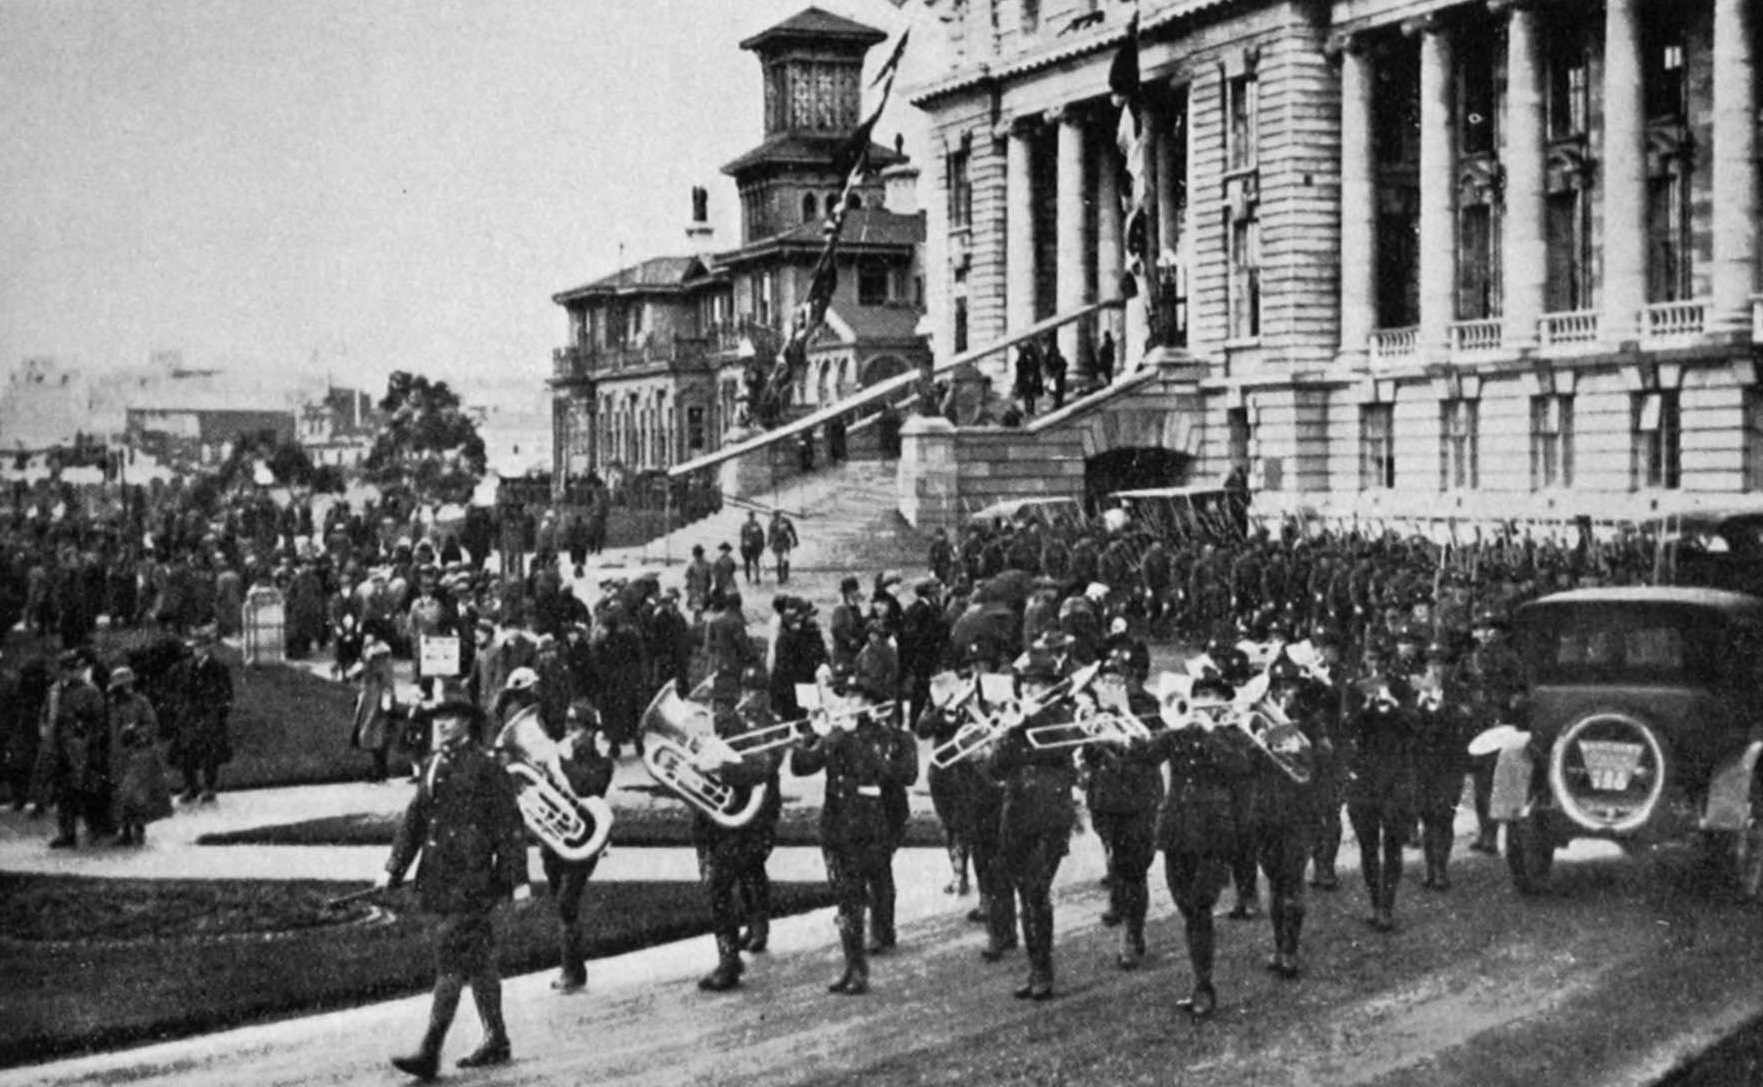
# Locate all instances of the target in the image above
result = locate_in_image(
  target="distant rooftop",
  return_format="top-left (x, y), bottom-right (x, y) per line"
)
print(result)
top-left (553, 255), bottom-right (708, 303)
top-left (721, 133), bottom-right (906, 178)
top-left (739, 7), bottom-right (887, 52)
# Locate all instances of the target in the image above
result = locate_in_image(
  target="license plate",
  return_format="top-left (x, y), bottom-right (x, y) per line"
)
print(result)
top-left (1578, 740), bottom-right (1644, 791)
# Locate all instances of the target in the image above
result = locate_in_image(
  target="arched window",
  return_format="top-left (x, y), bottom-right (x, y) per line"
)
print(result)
top-left (827, 192), bottom-right (840, 215)
top-left (802, 193), bottom-right (818, 222)
top-left (847, 193), bottom-right (863, 210)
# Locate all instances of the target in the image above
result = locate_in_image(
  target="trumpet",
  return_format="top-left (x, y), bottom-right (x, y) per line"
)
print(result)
top-left (725, 698), bottom-right (900, 757)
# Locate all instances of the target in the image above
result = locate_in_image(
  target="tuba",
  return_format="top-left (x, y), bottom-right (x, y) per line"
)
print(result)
top-left (639, 682), bottom-right (769, 828)
top-left (1223, 672), bottom-right (1315, 785)
top-left (495, 707), bottom-right (613, 863)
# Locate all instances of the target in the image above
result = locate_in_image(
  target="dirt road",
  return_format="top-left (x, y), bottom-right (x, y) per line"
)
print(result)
top-left (15, 828), bottom-right (1763, 1087)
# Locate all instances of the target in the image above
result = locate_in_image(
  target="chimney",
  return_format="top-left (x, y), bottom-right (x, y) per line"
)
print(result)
top-left (685, 185), bottom-right (715, 255)
top-left (881, 162), bottom-right (919, 216)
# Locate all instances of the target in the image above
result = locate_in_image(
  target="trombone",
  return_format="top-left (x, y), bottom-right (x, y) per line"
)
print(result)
top-left (929, 662), bottom-right (1101, 769)
top-left (1025, 707), bottom-right (1152, 750)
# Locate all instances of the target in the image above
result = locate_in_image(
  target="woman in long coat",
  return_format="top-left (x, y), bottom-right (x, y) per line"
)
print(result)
top-left (350, 640), bottom-right (397, 782)
top-left (107, 667), bottom-right (171, 844)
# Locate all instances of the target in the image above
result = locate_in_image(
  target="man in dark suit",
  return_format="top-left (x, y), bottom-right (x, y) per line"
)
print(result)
top-left (167, 627), bottom-right (233, 803)
top-left (378, 688), bottom-right (529, 1080)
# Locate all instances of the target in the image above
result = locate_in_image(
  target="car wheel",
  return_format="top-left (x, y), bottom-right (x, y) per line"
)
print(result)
top-left (1547, 711), bottom-right (1669, 837)
top-left (1506, 811), bottom-right (1556, 895)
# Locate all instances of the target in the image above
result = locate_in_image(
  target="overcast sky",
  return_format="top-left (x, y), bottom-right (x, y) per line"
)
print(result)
top-left (0, 0), bottom-right (932, 398)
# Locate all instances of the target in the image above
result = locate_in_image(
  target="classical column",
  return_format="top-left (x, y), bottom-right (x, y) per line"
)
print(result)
top-left (1337, 36), bottom-right (1377, 362)
top-left (1154, 97), bottom-right (1181, 258)
top-left (1712, 0), bottom-right (1759, 333)
top-left (1005, 120), bottom-right (1037, 351)
top-left (1502, 1), bottom-right (1546, 349)
top-left (1415, 18), bottom-right (1456, 357)
top-left (1095, 130), bottom-right (1123, 384)
top-left (1602, 0), bottom-right (1647, 342)
top-left (1055, 105), bottom-right (1089, 363)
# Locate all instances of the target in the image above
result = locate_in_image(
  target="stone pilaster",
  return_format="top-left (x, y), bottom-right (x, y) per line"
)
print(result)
top-left (1413, 17), bottom-right (1456, 357)
top-left (1337, 36), bottom-right (1376, 363)
top-left (1712, 0), bottom-right (1759, 333)
top-left (1502, 2), bottom-right (1546, 350)
top-left (1055, 106), bottom-right (1089, 362)
top-left (1602, 0), bottom-right (1647, 343)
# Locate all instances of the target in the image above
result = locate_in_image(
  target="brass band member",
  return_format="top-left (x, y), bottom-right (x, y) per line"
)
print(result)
top-left (1414, 636), bottom-right (1469, 891)
top-left (990, 658), bottom-right (1078, 1001)
top-left (378, 687), bottom-right (530, 1080)
top-left (1082, 646), bottom-right (1164, 970)
top-left (1342, 641), bottom-right (1419, 932)
top-left (1255, 652), bottom-right (1333, 979)
top-left (1306, 627), bottom-right (1348, 890)
top-left (693, 666), bottom-right (785, 992)
top-left (914, 657), bottom-right (980, 900)
top-left (1141, 669), bottom-right (1257, 1019)
top-left (542, 701), bottom-right (614, 993)
top-left (790, 683), bottom-right (919, 995)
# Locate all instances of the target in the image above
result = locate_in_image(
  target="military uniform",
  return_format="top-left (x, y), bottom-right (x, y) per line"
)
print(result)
top-left (695, 690), bottom-right (785, 991)
top-left (384, 717), bottom-right (528, 1077)
top-left (1144, 714), bottom-right (1257, 1018)
top-left (990, 695), bottom-right (1077, 1001)
top-left (790, 710), bottom-right (919, 995)
top-left (1342, 666), bottom-right (1419, 931)
top-left (1082, 681), bottom-right (1163, 968)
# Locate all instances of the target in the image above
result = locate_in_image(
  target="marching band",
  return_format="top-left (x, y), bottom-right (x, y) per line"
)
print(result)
top-left (368, 503), bottom-right (1578, 1078)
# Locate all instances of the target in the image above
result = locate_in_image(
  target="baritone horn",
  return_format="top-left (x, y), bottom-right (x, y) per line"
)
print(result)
top-left (494, 706), bottom-right (613, 862)
top-left (639, 682), bottom-right (769, 828)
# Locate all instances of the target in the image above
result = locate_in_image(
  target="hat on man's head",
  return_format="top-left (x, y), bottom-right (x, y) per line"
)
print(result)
top-left (108, 666), bottom-right (136, 690)
top-left (718, 542), bottom-right (733, 552)
top-left (914, 577), bottom-right (941, 596)
top-left (840, 575), bottom-right (861, 594)
top-left (57, 648), bottom-right (84, 669)
top-left (504, 667), bottom-right (540, 693)
top-left (879, 570), bottom-right (903, 588)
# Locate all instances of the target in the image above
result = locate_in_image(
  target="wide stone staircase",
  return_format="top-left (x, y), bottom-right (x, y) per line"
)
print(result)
top-left (592, 458), bottom-right (927, 582)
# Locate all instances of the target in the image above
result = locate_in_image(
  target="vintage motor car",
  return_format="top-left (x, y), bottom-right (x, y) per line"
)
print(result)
top-left (1478, 586), bottom-right (1763, 895)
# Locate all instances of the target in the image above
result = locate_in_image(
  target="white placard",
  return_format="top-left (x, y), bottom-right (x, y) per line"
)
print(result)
top-left (419, 634), bottom-right (461, 678)
top-left (795, 683), bottom-right (823, 710)
top-left (979, 673), bottom-right (1016, 704)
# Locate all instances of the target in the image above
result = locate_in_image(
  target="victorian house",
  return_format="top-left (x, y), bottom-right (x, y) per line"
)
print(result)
top-left (550, 7), bottom-right (928, 486)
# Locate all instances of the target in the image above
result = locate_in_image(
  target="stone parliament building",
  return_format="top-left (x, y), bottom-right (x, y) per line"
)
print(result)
top-left (896, 0), bottom-right (1762, 529)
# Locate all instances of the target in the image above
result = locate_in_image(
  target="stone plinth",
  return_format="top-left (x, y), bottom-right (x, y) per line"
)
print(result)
top-left (897, 416), bottom-right (959, 532)
top-left (717, 426), bottom-right (798, 501)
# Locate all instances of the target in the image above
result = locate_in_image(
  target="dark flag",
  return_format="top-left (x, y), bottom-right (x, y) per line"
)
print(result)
top-left (1110, 11), bottom-right (1150, 306)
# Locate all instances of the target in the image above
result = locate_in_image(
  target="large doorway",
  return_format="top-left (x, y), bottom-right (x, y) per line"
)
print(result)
top-left (1083, 447), bottom-right (1191, 512)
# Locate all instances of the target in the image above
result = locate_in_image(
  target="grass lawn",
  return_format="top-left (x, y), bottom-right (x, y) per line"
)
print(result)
top-left (0, 872), bottom-right (836, 1070)
top-left (10, 626), bottom-right (410, 790)
top-left (196, 803), bottom-right (950, 849)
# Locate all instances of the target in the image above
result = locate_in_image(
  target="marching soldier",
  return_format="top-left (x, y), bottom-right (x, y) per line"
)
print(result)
top-left (692, 666), bottom-right (785, 991)
top-left (1142, 669), bottom-right (1257, 1019)
top-left (1082, 646), bottom-right (1163, 970)
top-left (1414, 636), bottom-right (1469, 891)
top-left (790, 682), bottom-right (919, 996)
top-left (540, 701), bottom-right (615, 993)
top-left (1303, 627), bottom-right (1348, 890)
top-left (378, 688), bottom-right (529, 1080)
top-left (914, 656), bottom-right (984, 899)
top-left (989, 658), bottom-right (1079, 1000)
top-left (1253, 652), bottom-right (1331, 978)
top-left (1342, 641), bottom-right (1418, 932)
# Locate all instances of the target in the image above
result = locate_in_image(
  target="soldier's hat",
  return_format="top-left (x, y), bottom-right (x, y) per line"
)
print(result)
top-left (914, 577), bottom-right (941, 596)
top-left (57, 648), bottom-right (84, 669)
top-left (1032, 631), bottom-right (1074, 654)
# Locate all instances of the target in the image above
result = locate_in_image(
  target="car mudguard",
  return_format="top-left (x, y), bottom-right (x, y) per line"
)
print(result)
top-left (1489, 743), bottom-right (1535, 821)
top-left (1702, 740), bottom-right (1763, 832)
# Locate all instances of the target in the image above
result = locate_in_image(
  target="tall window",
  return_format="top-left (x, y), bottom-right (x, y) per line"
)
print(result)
top-left (1634, 391), bottom-right (1681, 490)
top-left (1226, 206), bottom-right (1261, 340)
top-left (858, 262), bottom-right (890, 306)
top-left (1360, 404), bottom-right (1396, 490)
top-left (687, 407), bottom-right (706, 452)
top-left (1644, 33), bottom-right (1687, 122)
top-left (1457, 29), bottom-right (1500, 158)
top-left (947, 143), bottom-right (973, 229)
top-left (1226, 407), bottom-right (1253, 470)
top-left (1458, 202), bottom-right (1500, 319)
top-left (1531, 394), bottom-right (1574, 490)
top-left (1647, 170), bottom-right (1691, 302)
top-left (1226, 74), bottom-right (1259, 172)
top-left (1545, 187), bottom-right (1593, 312)
top-left (802, 193), bottom-right (818, 223)
top-left (1547, 38), bottom-right (1590, 140)
top-left (1440, 399), bottom-right (1480, 491)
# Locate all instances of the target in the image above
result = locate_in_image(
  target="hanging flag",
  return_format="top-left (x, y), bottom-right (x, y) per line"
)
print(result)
top-left (1109, 11), bottom-right (1149, 305)
top-left (870, 28), bottom-right (909, 88)
top-left (755, 31), bottom-right (909, 427)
